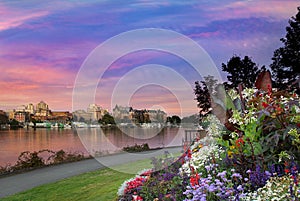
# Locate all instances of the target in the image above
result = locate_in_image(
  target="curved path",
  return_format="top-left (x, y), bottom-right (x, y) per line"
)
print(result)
top-left (0, 146), bottom-right (182, 198)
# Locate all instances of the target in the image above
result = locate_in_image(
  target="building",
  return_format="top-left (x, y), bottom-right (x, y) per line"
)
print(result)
top-left (35, 101), bottom-right (50, 117)
top-left (13, 111), bottom-right (29, 123)
top-left (87, 104), bottom-right (108, 121)
top-left (48, 111), bottom-right (73, 123)
top-left (113, 105), bottom-right (132, 121)
top-left (148, 109), bottom-right (167, 123)
top-left (25, 103), bottom-right (35, 114)
top-left (72, 110), bottom-right (92, 122)
top-left (113, 105), bottom-right (167, 124)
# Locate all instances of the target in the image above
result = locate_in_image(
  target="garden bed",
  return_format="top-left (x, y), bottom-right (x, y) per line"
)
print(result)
top-left (117, 88), bottom-right (300, 200)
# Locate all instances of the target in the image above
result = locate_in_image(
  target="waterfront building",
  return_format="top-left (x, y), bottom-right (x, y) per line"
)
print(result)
top-left (13, 111), bottom-right (29, 123)
top-left (25, 103), bottom-right (35, 114)
top-left (113, 105), bottom-right (132, 121)
top-left (35, 101), bottom-right (50, 117)
top-left (87, 104), bottom-right (108, 121)
top-left (72, 110), bottom-right (92, 122)
top-left (49, 111), bottom-right (73, 123)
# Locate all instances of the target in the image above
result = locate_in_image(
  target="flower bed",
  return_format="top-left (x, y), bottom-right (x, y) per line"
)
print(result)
top-left (117, 88), bottom-right (300, 200)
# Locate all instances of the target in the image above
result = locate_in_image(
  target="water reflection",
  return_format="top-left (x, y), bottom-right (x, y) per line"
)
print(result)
top-left (0, 127), bottom-right (184, 166)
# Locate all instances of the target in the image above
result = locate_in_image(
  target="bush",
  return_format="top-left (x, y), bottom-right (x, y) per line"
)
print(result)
top-left (122, 143), bottom-right (150, 153)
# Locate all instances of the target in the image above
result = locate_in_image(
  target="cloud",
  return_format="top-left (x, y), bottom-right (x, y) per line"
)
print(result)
top-left (206, 0), bottom-right (299, 21)
top-left (0, 3), bottom-right (49, 31)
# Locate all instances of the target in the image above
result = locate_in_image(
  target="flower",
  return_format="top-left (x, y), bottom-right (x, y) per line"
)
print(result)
top-left (235, 138), bottom-right (245, 148)
top-left (262, 102), bottom-right (268, 108)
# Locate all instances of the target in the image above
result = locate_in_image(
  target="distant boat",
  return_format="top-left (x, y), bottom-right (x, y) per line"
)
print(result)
top-left (35, 122), bottom-right (51, 128)
top-left (51, 123), bottom-right (65, 129)
top-left (64, 124), bottom-right (72, 129)
top-left (72, 122), bottom-right (88, 128)
top-left (89, 124), bottom-right (100, 128)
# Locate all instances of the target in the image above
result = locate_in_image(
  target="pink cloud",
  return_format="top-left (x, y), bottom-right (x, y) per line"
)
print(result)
top-left (206, 1), bottom-right (299, 21)
top-left (0, 57), bottom-right (76, 111)
top-left (0, 3), bottom-right (49, 31)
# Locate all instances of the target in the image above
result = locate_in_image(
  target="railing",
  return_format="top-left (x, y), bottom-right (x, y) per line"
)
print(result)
top-left (183, 129), bottom-right (206, 151)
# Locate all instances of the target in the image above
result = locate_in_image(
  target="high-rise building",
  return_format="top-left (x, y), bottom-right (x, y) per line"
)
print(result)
top-left (35, 101), bottom-right (49, 116)
top-left (25, 103), bottom-right (35, 114)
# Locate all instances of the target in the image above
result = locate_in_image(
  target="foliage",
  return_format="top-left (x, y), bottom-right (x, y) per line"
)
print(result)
top-left (194, 80), bottom-right (212, 121)
top-left (122, 143), bottom-right (150, 153)
top-left (181, 114), bottom-right (199, 124)
top-left (270, 6), bottom-right (300, 91)
top-left (139, 152), bottom-right (187, 201)
top-left (222, 55), bottom-right (264, 89)
top-left (117, 85), bottom-right (299, 200)
top-left (9, 119), bottom-right (21, 128)
top-left (0, 112), bottom-right (8, 124)
top-left (0, 149), bottom-right (85, 175)
top-left (99, 113), bottom-right (116, 125)
top-left (166, 115), bottom-right (181, 125)
top-left (118, 151), bottom-right (188, 201)
top-left (224, 88), bottom-right (300, 168)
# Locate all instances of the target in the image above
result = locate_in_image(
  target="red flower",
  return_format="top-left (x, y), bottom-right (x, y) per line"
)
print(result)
top-left (284, 169), bottom-right (290, 174)
top-left (187, 149), bottom-right (192, 159)
top-left (235, 138), bottom-right (245, 148)
top-left (262, 102), bottom-right (268, 108)
top-left (190, 173), bottom-right (200, 186)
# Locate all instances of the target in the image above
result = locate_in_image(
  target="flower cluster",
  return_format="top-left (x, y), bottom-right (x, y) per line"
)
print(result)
top-left (117, 169), bottom-right (151, 199)
top-left (242, 173), bottom-right (300, 201)
top-left (180, 139), bottom-right (224, 176)
top-left (117, 87), bottom-right (300, 200)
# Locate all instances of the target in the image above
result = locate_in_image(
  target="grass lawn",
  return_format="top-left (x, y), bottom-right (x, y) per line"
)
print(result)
top-left (2, 158), bottom-right (153, 201)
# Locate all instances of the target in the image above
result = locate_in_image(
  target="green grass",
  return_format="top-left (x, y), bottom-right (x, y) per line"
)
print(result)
top-left (2, 151), bottom-right (182, 201)
top-left (2, 159), bottom-right (153, 201)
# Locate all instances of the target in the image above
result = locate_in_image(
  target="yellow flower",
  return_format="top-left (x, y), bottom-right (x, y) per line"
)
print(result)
top-left (228, 150), bottom-right (233, 158)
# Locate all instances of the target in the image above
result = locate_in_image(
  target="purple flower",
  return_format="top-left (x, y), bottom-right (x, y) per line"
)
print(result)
top-left (232, 173), bottom-right (242, 179)
top-left (237, 185), bottom-right (243, 191)
top-left (217, 171), bottom-right (226, 178)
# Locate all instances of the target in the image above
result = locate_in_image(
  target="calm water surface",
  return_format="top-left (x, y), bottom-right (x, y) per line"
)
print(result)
top-left (0, 127), bottom-right (184, 166)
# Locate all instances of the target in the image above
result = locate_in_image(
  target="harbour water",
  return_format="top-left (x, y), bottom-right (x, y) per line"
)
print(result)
top-left (0, 127), bottom-right (185, 166)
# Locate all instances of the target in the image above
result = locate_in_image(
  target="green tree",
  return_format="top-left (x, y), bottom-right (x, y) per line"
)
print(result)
top-left (270, 7), bottom-right (300, 91)
top-left (99, 114), bottom-right (115, 125)
top-left (222, 55), bottom-right (264, 89)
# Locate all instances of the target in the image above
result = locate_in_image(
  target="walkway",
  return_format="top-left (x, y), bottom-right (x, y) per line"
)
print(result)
top-left (0, 146), bottom-right (182, 198)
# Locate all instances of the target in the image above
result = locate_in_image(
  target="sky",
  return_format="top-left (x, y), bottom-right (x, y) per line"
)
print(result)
top-left (0, 0), bottom-right (299, 117)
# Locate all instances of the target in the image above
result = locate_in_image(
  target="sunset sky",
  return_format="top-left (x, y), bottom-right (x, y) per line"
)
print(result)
top-left (0, 0), bottom-right (299, 116)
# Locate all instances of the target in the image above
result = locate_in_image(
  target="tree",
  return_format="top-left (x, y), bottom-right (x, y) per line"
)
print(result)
top-left (270, 7), bottom-right (300, 91)
top-left (222, 55), bottom-right (264, 89)
top-left (166, 115), bottom-right (181, 125)
top-left (99, 114), bottom-right (115, 125)
top-left (194, 80), bottom-right (212, 121)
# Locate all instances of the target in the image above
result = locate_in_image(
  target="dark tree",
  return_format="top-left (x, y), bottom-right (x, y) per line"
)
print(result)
top-left (270, 7), bottom-right (300, 91)
top-left (99, 113), bottom-right (115, 125)
top-left (166, 115), bottom-right (181, 125)
top-left (222, 55), bottom-right (264, 89)
top-left (194, 80), bottom-right (212, 120)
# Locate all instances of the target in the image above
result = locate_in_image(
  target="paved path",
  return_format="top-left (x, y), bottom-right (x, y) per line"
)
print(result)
top-left (0, 147), bottom-right (182, 198)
